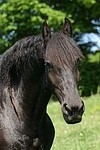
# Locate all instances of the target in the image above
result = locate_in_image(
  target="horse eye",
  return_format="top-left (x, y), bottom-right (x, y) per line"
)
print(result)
top-left (45, 62), bottom-right (54, 70)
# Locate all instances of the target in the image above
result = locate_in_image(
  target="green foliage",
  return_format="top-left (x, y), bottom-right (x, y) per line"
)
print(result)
top-left (41, 0), bottom-right (100, 32)
top-left (89, 51), bottom-right (100, 63)
top-left (41, 0), bottom-right (100, 54)
top-left (77, 0), bottom-right (96, 8)
top-left (0, 0), bottom-right (100, 53)
top-left (0, 0), bottom-right (66, 53)
top-left (48, 94), bottom-right (100, 150)
top-left (79, 51), bottom-right (100, 96)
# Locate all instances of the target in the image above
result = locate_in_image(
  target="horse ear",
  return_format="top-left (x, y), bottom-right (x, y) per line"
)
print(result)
top-left (63, 18), bottom-right (72, 37)
top-left (42, 20), bottom-right (51, 44)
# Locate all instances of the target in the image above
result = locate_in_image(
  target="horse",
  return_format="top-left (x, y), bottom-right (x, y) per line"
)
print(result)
top-left (0, 18), bottom-right (85, 150)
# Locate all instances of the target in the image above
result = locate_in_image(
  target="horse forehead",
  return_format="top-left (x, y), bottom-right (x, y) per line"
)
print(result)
top-left (45, 34), bottom-right (77, 67)
top-left (45, 32), bottom-right (83, 63)
top-left (45, 54), bottom-right (75, 69)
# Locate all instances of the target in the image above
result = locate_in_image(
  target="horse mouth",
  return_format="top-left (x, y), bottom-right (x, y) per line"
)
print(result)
top-left (63, 113), bottom-right (82, 124)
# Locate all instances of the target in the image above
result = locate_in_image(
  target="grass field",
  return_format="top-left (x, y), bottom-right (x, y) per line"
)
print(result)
top-left (47, 94), bottom-right (100, 150)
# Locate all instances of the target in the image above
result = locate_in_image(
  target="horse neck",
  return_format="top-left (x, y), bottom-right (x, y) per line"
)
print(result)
top-left (13, 60), bottom-right (46, 125)
top-left (0, 35), bottom-right (49, 128)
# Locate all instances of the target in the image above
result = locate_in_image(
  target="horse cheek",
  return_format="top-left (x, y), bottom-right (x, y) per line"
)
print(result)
top-left (48, 71), bottom-right (58, 88)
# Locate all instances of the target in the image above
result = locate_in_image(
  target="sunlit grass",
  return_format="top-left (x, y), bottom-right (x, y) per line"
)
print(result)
top-left (47, 94), bottom-right (100, 150)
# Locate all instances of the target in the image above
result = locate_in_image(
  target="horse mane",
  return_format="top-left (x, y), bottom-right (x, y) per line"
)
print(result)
top-left (0, 35), bottom-right (44, 84)
top-left (45, 32), bottom-right (84, 69)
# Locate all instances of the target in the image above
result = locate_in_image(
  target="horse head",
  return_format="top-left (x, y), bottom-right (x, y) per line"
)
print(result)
top-left (42, 18), bottom-right (85, 124)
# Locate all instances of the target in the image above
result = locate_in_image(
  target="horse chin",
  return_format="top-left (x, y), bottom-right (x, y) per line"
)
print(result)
top-left (63, 113), bottom-right (82, 124)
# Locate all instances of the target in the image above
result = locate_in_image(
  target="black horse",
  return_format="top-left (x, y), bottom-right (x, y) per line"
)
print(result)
top-left (0, 18), bottom-right (85, 150)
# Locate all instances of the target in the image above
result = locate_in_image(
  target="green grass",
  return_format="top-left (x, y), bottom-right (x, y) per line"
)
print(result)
top-left (47, 94), bottom-right (100, 150)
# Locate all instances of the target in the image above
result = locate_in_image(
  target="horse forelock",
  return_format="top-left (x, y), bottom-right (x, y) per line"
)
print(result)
top-left (45, 32), bottom-right (84, 69)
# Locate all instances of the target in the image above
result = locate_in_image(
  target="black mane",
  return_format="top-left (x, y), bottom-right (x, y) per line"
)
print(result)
top-left (0, 35), bottom-right (44, 84)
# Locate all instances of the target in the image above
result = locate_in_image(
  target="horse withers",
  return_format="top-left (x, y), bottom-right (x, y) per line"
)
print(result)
top-left (0, 18), bottom-right (84, 150)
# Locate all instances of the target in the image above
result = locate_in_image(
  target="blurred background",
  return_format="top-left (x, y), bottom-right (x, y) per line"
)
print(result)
top-left (0, 0), bottom-right (100, 96)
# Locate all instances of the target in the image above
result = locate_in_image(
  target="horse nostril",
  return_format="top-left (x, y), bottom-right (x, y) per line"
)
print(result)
top-left (63, 102), bottom-right (84, 116)
top-left (63, 104), bottom-right (72, 116)
top-left (79, 101), bottom-right (85, 115)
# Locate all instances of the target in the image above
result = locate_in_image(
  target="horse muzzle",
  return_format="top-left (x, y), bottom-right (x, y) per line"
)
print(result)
top-left (61, 101), bottom-right (85, 124)
top-left (63, 113), bottom-right (82, 124)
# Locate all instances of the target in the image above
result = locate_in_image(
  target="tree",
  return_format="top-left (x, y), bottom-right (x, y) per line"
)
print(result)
top-left (0, 0), bottom-right (66, 53)
top-left (0, 0), bottom-right (100, 54)
top-left (40, 0), bottom-right (100, 54)
top-left (79, 51), bottom-right (100, 96)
